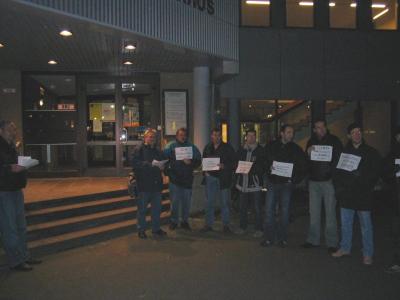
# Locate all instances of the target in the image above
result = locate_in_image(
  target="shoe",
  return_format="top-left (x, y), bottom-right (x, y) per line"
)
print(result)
top-left (363, 256), bottom-right (373, 265)
top-left (253, 231), bottom-right (263, 238)
top-left (152, 229), bottom-right (167, 237)
top-left (331, 249), bottom-right (351, 258)
top-left (11, 263), bottom-right (33, 272)
top-left (26, 259), bottom-right (42, 265)
top-left (328, 247), bottom-right (338, 254)
top-left (385, 264), bottom-right (400, 274)
top-left (199, 226), bottom-right (213, 233)
top-left (169, 222), bottom-right (178, 230)
top-left (260, 240), bottom-right (272, 247)
top-left (235, 228), bottom-right (247, 235)
top-left (279, 240), bottom-right (288, 248)
top-left (138, 231), bottom-right (147, 239)
top-left (302, 242), bottom-right (320, 249)
top-left (180, 222), bottom-right (192, 231)
top-left (223, 225), bottom-right (233, 234)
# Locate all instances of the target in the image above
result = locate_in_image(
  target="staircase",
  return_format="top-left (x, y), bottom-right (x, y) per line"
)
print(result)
top-left (1, 188), bottom-right (170, 263)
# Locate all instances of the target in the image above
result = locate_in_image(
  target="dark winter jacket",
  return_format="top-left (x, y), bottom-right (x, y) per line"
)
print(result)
top-left (236, 143), bottom-right (266, 192)
top-left (306, 132), bottom-right (343, 181)
top-left (131, 144), bottom-right (166, 193)
top-left (265, 139), bottom-right (307, 184)
top-left (202, 142), bottom-right (236, 189)
top-left (163, 140), bottom-right (201, 189)
top-left (333, 141), bottom-right (382, 211)
top-left (0, 136), bottom-right (27, 191)
top-left (382, 142), bottom-right (400, 216)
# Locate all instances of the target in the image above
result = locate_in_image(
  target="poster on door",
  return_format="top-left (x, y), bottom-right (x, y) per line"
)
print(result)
top-left (164, 90), bottom-right (187, 136)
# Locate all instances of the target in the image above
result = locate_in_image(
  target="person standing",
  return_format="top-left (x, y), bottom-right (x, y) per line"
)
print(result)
top-left (332, 123), bottom-right (381, 265)
top-left (302, 119), bottom-right (342, 253)
top-left (164, 128), bottom-right (201, 231)
top-left (0, 120), bottom-right (41, 271)
top-left (235, 129), bottom-right (265, 238)
top-left (132, 129), bottom-right (168, 239)
top-left (201, 128), bottom-right (236, 233)
top-left (261, 125), bottom-right (307, 247)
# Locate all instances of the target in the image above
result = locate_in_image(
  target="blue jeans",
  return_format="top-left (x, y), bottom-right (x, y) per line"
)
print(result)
top-left (136, 192), bottom-right (162, 232)
top-left (306, 180), bottom-right (338, 247)
top-left (205, 175), bottom-right (230, 227)
top-left (264, 182), bottom-right (293, 243)
top-left (239, 191), bottom-right (263, 231)
top-left (0, 191), bottom-right (30, 267)
top-left (169, 182), bottom-right (192, 224)
top-left (339, 208), bottom-right (374, 257)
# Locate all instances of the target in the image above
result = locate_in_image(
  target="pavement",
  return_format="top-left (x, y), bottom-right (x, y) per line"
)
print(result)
top-left (0, 215), bottom-right (399, 300)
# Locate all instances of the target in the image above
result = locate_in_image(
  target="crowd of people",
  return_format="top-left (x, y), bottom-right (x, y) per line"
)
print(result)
top-left (0, 119), bottom-right (399, 274)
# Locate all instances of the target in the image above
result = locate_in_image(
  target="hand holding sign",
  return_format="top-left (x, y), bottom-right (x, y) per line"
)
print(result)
top-left (336, 153), bottom-right (361, 172)
top-left (175, 147), bottom-right (193, 161)
top-left (271, 161), bottom-right (293, 178)
top-left (235, 161), bottom-right (253, 174)
top-left (311, 145), bottom-right (333, 162)
top-left (202, 158), bottom-right (220, 171)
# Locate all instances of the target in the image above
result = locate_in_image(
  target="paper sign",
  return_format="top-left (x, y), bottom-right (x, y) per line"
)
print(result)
top-left (311, 145), bottom-right (333, 162)
top-left (395, 159), bottom-right (400, 177)
top-left (18, 156), bottom-right (39, 169)
top-left (152, 159), bottom-right (169, 168)
top-left (235, 161), bottom-right (253, 174)
top-left (336, 153), bottom-right (362, 172)
top-left (93, 119), bottom-right (102, 133)
top-left (175, 147), bottom-right (193, 160)
top-left (271, 161), bottom-right (293, 178)
top-left (202, 158), bottom-right (220, 171)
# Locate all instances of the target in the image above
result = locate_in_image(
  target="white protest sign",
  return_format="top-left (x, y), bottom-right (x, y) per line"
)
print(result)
top-left (271, 161), bottom-right (293, 178)
top-left (311, 145), bottom-right (333, 162)
top-left (175, 147), bottom-right (193, 160)
top-left (336, 153), bottom-right (361, 172)
top-left (235, 161), bottom-right (253, 174)
top-left (152, 159), bottom-right (169, 168)
top-left (18, 156), bottom-right (39, 169)
top-left (395, 159), bottom-right (400, 177)
top-left (202, 157), bottom-right (220, 171)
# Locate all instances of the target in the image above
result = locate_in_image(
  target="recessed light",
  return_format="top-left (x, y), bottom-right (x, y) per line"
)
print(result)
top-left (329, 2), bottom-right (336, 7)
top-left (125, 44), bottom-right (136, 50)
top-left (59, 30), bottom-right (73, 37)
top-left (0, 43), bottom-right (4, 48)
top-left (48, 60), bottom-right (58, 65)
top-left (123, 61), bottom-right (133, 65)
top-left (246, 0), bottom-right (270, 5)
top-left (299, 1), bottom-right (314, 6)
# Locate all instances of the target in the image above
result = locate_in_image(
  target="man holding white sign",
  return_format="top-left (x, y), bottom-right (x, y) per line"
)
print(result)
top-left (235, 130), bottom-right (266, 237)
top-left (163, 128), bottom-right (201, 231)
top-left (303, 119), bottom-right (343, 253)
top-left (260, 125), bottom-right (307, 248)
top-left (332, 123), bottom-right (381, 265)
top-left (201, 128), bottom-right (236, 233)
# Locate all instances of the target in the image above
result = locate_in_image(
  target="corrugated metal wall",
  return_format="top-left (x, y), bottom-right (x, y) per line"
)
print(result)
top-left (15, 0), bottom-right (239, 61)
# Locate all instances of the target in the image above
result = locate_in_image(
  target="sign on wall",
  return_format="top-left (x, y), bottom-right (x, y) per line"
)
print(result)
top-left (163, 90), bottom-right (188, 136)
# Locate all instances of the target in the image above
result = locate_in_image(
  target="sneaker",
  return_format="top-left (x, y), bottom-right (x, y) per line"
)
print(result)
top-left (199, 225), bottom-right (213, 233)
top-left (223, 225), bottom-right (233, 234)
top-left (279, 240), bottom-right (288, 248)
top-left (260, 239), bottom-right (272, 247)
top-left (152, 229), bottom-right (167, 237)
top-left (302, 242), bottom-right (320, 249)
top-left (328, 247), bottom-right (338, 254)
top-left (385, 264), bottom-right (400, 274)
top-left (253, 231), bottom-right (263, 238)
top-left (331, 249), bottom-right (351, 258)
top-left (180, 222), bottom-right (192, 231)
top-left (138, 231), bottom-right (147, 239)
top-left (169, 222), bottom-right (178, 230)
top-left (235, 228), bottom-right (247, 235)
top-left (363, 256), bottom-right (373, 265)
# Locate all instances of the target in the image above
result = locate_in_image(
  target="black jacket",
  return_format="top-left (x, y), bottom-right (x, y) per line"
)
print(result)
top-left (333, 141), bottom-right (382, 211)
top-left (131, 144), bottom-right (166, 193)
top-left (0, 136), bottom-right (27, 191)
top-left (306, 132), bottom-right (343, 181)
top-left (265, 139), bottom-right (307, 184)
top-left (236, 144), bottom-right (266, 192)
top-left (202, 142), bottom-right (236, 189)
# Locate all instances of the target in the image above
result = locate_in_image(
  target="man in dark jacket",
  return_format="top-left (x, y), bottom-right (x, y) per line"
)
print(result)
top-left (303, 119), bottom-right (342, 252)
top-left (201, 128), bottom-right (236, 233)
top-left (235, 129), bottom-right (265, 237)
top-left (0, 120), bottom-right (41, 271)
top-left (260, 125), bottom-right (307, 247)
top-left (132, 129), bottom-right (167, 239)
top-left (163, 128), bottom-right (201, 231)
top-left (332, 123), bottom-right (381, 265)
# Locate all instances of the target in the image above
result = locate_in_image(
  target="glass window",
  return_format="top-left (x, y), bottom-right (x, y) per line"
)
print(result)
top-left (372, 0), bottom-right (397, 30)
top-left (286, 0), bottom-right (314, 28)
top-left (241, 0), bottom-right (270, 27)
top-left (330, 0), bottom-right (356, 28)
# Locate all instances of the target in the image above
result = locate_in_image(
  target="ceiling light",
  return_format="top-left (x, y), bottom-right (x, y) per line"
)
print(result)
top-left (329, 2), bottom-right (336, 7)
top-left (246, 0), bottom-right (270, 4)
top-left (350, 3), bottom-right (356, 7)
top-left (299, 1), bottom-right (314, 6)
top-left (124, 44), bottom-right (136, 50)
top-left (0, 43), bottom-right (4, 48)
top-left (123, 61), bottom-right (133, 65)
top-left (48, 60), bottom-right (58, 65)
top-left (59, 30), bottom-right (73, 37)
top-left (373, 8), bottom-right (389, 20)
top-left (372, 3), bottom-right (386, 8)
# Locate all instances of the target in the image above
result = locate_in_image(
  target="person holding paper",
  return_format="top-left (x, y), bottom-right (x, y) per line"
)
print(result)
top-left (302, 119), bottom-right (343, 252)
top-left (163, 128), bottom-right (201, 231)
top-left (0, 120), bottom-right (41, 271)
top-left (332, 123), bottom-right (381, 265)
top-left (132, 129), bottom-right (168, 239)
top-left (260, 125), bottom-right (307, 248)
top-left (235, 129), bottom-right (266, 238)
top-left (201, 128), bottom-right (236, 233)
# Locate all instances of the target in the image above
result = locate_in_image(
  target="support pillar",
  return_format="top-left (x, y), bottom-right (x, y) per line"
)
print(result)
top-left (228, 98), bottom-right (240, 150)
